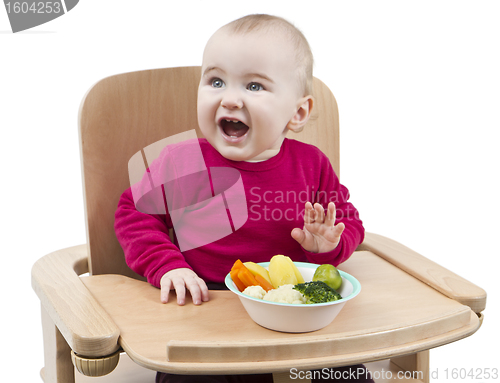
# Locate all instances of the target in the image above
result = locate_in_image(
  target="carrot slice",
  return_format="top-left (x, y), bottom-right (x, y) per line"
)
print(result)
top-left (238, 267), bottom-right (259, 288)
top-left (230, 269), bottom-right (247, 292)
top-left (231, 259), bottom-right (245, 272)
top-left (255, 274), bottom-right (274, 292)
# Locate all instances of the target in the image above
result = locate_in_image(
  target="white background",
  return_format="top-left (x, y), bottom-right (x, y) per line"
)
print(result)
top-left (1, 0), bottom-right (499, 381)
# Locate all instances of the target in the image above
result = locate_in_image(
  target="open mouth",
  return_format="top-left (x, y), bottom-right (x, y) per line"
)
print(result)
top-left (220, 119), bottom-right (249, 139)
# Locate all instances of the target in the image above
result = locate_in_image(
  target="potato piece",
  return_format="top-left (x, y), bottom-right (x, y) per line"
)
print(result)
top-left (268, 255), bottom-right (298, 288)
top-left (284, 255), bottom-right (305, 284)
top-left (243, 262), bottom-right (273, 285)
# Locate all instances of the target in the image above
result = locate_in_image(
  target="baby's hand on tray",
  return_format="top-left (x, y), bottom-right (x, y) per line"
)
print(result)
top-left (160, 268), bottom-right (209, 305)
top-left (291, 202), bottom-right (345, 253)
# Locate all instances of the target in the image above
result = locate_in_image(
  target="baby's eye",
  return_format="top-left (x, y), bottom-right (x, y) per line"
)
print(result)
top-left (247, 82), bottom-right (264, 92)
top-left (211, 78), bottom-right (225, 88)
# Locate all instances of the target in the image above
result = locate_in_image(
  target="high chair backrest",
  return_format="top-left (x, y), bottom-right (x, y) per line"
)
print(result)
top-left (79, 66), bottom-right (340, 278)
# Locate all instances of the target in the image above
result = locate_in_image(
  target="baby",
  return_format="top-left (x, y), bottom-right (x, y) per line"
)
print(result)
top-left (115, 13), bottom-right (370, 383)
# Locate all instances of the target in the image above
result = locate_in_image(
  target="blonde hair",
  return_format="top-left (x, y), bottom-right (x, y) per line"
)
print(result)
top-left (221, 14), bottom-right (314, 96)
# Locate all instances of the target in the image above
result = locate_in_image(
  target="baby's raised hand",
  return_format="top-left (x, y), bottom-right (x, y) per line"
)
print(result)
top-left (291, 202), bottom-right (345, 253)
top-left (160, 268), bottom-right (209, 305)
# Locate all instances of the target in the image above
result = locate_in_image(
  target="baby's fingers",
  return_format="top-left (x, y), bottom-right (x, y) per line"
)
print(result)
top-left (305, 202), bottom-right (326, 224)
top-left (333, 222), bottom-right (345, 237)
top-left (324, 202), bottom-right (336, 227)
top-left (313, 203), bottom-right (326, 223)
top-left (185, 277), bottom-right (209, 305)
top-left (164, 275), bottom-right (188, 305)
top-left (160, 272), bottom-right (189, 305)
top-left (303, 202), bottom-right (315, 224)
top-left (160, 276), bottom-right (175, 304)
top-left (172, 278), bottom-right (188, 305)
top-left (160, 271), bottom-right (210, 306)
top-left (291, 227), bottom-right (306, 245)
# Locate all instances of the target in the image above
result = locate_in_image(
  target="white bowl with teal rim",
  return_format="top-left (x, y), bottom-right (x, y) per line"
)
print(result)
top-left (224, 262), bottom-right (361, 333)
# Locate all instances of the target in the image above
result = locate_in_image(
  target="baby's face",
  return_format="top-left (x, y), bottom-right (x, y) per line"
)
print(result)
top-left (197, 29), bottom-right (305, 162)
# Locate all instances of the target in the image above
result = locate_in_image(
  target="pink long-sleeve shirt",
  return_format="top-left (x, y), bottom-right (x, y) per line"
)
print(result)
top-left (114, 138), bottom-right (364, 288)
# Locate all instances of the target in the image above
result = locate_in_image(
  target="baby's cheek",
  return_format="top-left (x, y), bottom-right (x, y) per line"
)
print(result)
top-left (197, 104), bottom-right (214, 130)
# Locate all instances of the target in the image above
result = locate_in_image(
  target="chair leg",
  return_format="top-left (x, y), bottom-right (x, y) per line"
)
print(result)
top-left (41, 305), bottom-right (75, 383)
top-left (390, 350), bottom-right (429, 383)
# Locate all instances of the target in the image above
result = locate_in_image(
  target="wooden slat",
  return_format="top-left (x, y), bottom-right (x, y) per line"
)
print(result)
top-left (32, 244), bottom-right (120, 358)
top-left (366, 358), bottom-right (427, 383)
top-left (41, 305), bottom-right (75, 383)
top-left (391, 351), bottom-right (429, 383)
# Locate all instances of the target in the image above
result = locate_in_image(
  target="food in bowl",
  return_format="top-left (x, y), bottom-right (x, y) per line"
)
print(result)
top-left (230, 259), bottom-right (274, 292)
top-left (231, 255), bottom-right (343, 304)
top-left (293, 281), bottom-right (342, 303)
top-left (225, 259), bottom-right (361, 332)
top-left (231, 255), bottom-right (341, 295)
top-left (243, 280), bottom-right (342, 305)
top-left (312, 264), bottom-right (343, 290)
top-left (242, 285), bottom-right (267, 300)
top-left (268, 254), bottom-right (305, 287)
top-left (244, 284), bottom-right (308, 304)
top-left (243, 262), bottom-right (273, 285)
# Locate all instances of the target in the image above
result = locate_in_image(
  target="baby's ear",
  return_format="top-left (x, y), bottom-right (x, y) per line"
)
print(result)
top-left (287, 96), bottom-right (313, 133)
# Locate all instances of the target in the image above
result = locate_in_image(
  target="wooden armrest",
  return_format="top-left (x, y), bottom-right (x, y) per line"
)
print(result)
top-left (357, 232), bottom-right (486, 313)
top-left (31, 244), bottom-right (120, 357)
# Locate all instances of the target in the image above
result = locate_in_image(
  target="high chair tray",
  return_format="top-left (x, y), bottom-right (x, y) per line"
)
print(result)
top-left (81, 251), bottom-right (481, 375)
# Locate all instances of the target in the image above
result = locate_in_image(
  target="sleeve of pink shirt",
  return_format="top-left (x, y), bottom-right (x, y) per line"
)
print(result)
top-left (115, 139), bottom-right (205, 288)
top-left (114, 187), bottom-right (191, 288)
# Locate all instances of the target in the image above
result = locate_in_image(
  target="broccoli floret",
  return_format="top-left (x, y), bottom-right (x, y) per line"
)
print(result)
top-left (293, 281), bottom-right (342, 304)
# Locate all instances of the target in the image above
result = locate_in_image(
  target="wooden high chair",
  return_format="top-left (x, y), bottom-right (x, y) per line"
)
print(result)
top-left (32, 67), bottom-right (486, 383)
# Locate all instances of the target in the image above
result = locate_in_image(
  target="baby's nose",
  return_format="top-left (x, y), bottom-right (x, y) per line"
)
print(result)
top-left (220, 90), bottom-right (243, 109)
